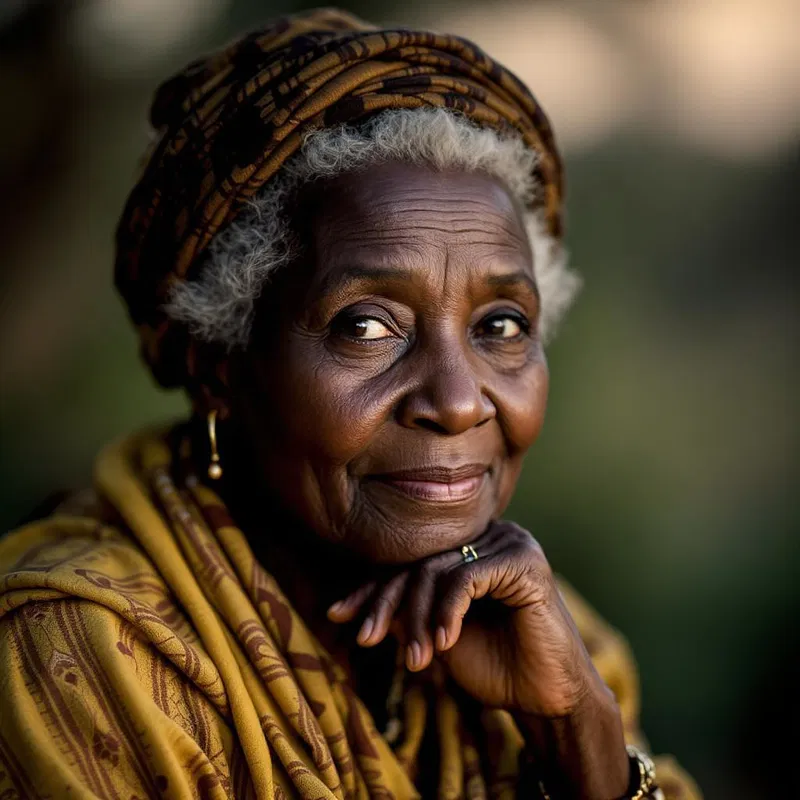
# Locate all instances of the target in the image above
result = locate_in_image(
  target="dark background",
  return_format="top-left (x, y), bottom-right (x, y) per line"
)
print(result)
top-left (1, 1), bottom-right (797, 797)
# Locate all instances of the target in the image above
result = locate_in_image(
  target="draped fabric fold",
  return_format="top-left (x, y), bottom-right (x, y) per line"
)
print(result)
top-left (0, 430), bottom-right (701, 799)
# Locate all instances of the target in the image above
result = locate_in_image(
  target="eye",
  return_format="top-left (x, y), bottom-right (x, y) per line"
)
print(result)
top-left (477, 312), bottom-right (530, 340)
top-left (334, 314), bottom-right (395, 341)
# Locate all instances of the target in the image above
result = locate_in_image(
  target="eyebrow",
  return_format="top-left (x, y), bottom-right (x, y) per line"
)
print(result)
top-left (314, 265), bottom-right (539, 301)
top-left (486, 270), bottom-right (540, 300)
top-left (313, 265), bottom-right (416, 300)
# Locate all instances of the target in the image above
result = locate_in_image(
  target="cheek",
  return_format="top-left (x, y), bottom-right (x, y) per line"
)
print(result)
top-left (234, 339), bottom-right (396, 540)
top-left (499, 358), bottom-right (549, 453)
top-left (258, 339), bottom-right (392, 466)
top-left (492, 359), bottom-right (549, 513)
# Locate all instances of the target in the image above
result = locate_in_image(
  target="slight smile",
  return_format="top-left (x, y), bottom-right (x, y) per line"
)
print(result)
top-left (367, 465), bottom-right (490, 503)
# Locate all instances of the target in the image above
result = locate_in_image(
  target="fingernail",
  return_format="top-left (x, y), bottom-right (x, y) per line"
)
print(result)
top-left (435, 626), bottom-right (448, 651)
top-left (407, 641), bottom-right (421, 670)
top-left (327, 600), bottom-right (346, 617)
top-left (358, 615), bottom-right (374, 644)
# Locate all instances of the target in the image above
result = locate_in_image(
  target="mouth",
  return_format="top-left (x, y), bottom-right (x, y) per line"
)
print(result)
top-left (366, 464), bottom-right (490, 503)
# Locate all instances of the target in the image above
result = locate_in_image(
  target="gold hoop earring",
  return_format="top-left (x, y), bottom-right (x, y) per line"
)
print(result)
top-left (207, 409), bottom-right (223, 480)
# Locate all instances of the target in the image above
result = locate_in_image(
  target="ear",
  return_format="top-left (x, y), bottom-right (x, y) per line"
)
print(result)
top-left (186, 340), bottom-right (233, 421)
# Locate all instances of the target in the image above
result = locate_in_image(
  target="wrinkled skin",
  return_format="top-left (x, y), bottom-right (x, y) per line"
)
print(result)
top-left (203, 163), bottom-right (629, 798)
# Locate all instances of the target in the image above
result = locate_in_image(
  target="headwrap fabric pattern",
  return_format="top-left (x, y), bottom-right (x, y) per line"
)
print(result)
top-left (115, 8), bottom-right (564, 388)
top-left (0, 430), bottom-right (702, 799)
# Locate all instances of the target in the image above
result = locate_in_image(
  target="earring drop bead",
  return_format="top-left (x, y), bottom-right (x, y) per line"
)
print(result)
top-left (207, 409), bottom-right (223, 480)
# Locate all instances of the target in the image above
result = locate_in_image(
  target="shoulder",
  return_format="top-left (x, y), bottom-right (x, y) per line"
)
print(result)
top-left (1, 487), bottom-right (148, 576)
top-left (0, 508), bottom-right (242, 799)
top-left (0, 507), bottom-right (165, 614)
top-left (0, 595), bottom-right (241, 799)
top-left (0, 502), bottom-right (216, 690)
top-left (0, 506), bottom-right (170, 685)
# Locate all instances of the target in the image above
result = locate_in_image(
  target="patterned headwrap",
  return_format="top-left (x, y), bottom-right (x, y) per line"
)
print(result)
top-left (115, 7), bottom-right (564, 389)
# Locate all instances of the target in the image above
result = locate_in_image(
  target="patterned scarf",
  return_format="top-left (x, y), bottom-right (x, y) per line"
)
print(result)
top-left (114, 7), bottom-right (564, 389)
top-left (0, 429), bottom-right (700, 799)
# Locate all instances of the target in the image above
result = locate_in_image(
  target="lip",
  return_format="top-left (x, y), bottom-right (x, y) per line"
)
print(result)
top-left (367, 464), bottom-right (490, 503)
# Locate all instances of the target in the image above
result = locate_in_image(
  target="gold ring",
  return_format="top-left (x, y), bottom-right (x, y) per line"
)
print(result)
top-left (461, 544), bottom-right (479, 563)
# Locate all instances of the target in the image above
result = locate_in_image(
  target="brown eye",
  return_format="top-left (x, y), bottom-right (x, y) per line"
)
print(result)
top-left (335, 315), bottom-right (395, 340)
top-left (478, 313), bottom-right (529, 339)
top-left (353, 318), bottom-right (393, 339)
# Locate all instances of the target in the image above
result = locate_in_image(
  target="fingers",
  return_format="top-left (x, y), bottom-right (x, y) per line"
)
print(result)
top-left (326, 573), bottom-right (411, 647)
top-left (404, 530), bottom-right (506, 670)
top-left (327, 581), bottom-right (376, 623)
top-left (434, 563), bottom-right (483, 654)
top-left (434, 525), bottom-right (553, 652)
top-left (356, 571), bottom-right (409, 647)
top-left (329, 521), bottom-right (548, 671)
top-left (404, 554), bottom-right (459, 671)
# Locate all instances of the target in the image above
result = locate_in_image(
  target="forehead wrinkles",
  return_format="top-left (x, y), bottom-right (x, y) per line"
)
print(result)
top-left (315, 183), bottom-right (530, 259)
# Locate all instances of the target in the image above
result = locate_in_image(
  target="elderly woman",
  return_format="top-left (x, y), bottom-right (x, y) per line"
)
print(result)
top-left (0, 9), bottom-right (699, 800)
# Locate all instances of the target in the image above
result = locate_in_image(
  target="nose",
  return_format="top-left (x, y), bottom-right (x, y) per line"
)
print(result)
top-left (397, 354), bottom-right (496, 435)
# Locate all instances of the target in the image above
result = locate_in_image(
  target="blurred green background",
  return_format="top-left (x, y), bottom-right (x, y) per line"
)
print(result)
top-left (0, 1), bottom-right (797, 797)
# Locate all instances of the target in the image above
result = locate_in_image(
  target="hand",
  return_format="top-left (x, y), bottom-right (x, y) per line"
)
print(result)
top-left (328, 520), bottom-right (630, 798)
top-left (329, 520), bottom-right (602, 714)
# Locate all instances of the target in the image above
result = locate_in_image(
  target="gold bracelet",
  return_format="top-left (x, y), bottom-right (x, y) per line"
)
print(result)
top-left (534, 744), bottom-right (658, 800)
top-left (626, 744), bottom-right (658, 800)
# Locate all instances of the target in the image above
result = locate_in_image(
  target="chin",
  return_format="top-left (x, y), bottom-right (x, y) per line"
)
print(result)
top-left (349, 496), bottom-right (496, 565)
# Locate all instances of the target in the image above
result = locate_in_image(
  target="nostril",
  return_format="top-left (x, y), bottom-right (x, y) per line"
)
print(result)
top-left (475, 418), bottom-right (490, 428)
top-left (415, 418), bottom-right (448, 434)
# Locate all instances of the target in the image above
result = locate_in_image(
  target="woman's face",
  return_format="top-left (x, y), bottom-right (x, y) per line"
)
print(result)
top-left (227, 162), bottom-right (548, 564)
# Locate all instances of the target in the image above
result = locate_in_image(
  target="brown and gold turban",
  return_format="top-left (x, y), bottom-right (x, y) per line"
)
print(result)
top-left (115, 7), bottom-right (564, 389)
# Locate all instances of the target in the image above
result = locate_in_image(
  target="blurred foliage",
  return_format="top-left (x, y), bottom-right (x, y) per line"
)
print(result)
top-left (0, 2), bottom-right (797, 797)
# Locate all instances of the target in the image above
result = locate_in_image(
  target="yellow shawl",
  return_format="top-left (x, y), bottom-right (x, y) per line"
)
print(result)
top-left (0, 431), bottom-right (700, 799)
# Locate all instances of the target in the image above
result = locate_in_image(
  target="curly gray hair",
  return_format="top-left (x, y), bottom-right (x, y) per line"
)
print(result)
top-left (166, 108), bottom-right (580, 348)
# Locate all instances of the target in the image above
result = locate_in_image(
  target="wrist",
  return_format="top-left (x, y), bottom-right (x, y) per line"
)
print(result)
top-left (515, 686), bottom-right (629, 799)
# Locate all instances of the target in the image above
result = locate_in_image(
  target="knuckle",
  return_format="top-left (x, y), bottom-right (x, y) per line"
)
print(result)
top-left (492, 520), bottom-right (539, 551)
top-left (525, 536), bottom-right (546, 561)
top-left (526, 561), bottom-right (554, 604)
top-left (506, 520), bottom-right (528, 535)
top-left (500, 520), bottom-right (526, 537)
top-left (512, 524), bottom-right (538, 549)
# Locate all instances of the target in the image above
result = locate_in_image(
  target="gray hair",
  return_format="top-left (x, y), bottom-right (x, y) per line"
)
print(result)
top-left (166, 108), bottom-right (580, 348)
